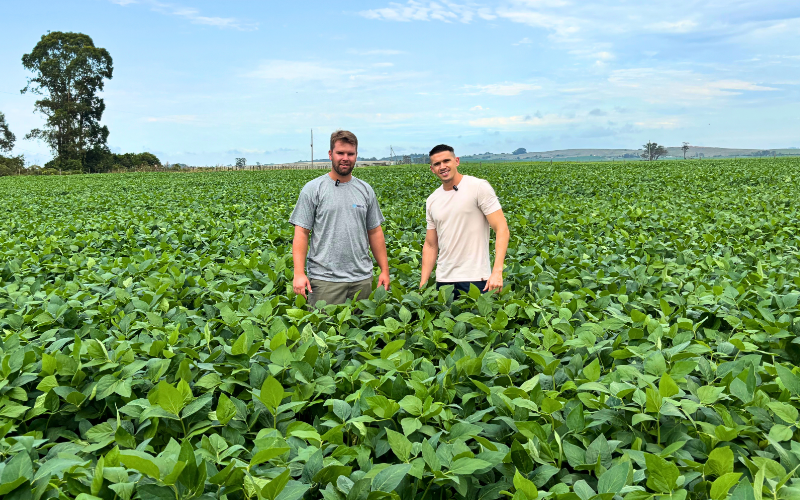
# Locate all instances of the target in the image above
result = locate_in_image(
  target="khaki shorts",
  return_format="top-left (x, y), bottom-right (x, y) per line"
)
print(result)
top-left (308, 278), bottom-right (373, 307)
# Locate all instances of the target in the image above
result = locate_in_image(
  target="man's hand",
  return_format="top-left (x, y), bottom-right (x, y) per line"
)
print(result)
top-left (293, 274), bottom-right (312, 298)
top-left (377, 271), bottom-right (391, 290)
top-left (419, 278), bottom-right (428, 289)
top-left (483, 270), bottom-right (503, 293)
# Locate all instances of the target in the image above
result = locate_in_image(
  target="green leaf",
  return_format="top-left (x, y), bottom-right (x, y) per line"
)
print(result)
top-left (91, 457), bottom-right (104, 496)
top-left (259, 376), bottom-right (284, 412)
top-left (644, 453), bottom-right (678, 493)
top-left (598, 461), bottom-right (630, 494)
top-left (262, 469), bottom-right (291, 500)
top-left (0, 450), bottom-right (33, 495)
top-left (422, 440), bottom-right (441, 472)
top-left (658, 373), bottom-right (679, 398)
top-left (567, 404), bottom-right (585, 432)
top-left (216, 393), bottom-right (237, 425)
top-left (775, 364), bottom-right (800, 396)
top-left (697, 385), bottom-right (725, 405)
top-left (448, 458), bottom-right (491, 475)
top-left (118, 450), bottom-right (161, 480)
top-left (386, 428), bottom-right (412, 462)
top-left (711, 473), bottom-right (742, 500)
top-left (250, 447), bottom-right (291, 469)
top-left (313, 465), bottom-right (352, 485)
top-left (152, 381), bottom-right (186, 416)
top-left (513, 469), bottom-right (538, 500)
top-left (371, 463), bottom-right (411, 493)
top-left (705, 447), bottom-right (734, 477)
top-left (276, 481), bottom-right (311, 500)
top-left (767, 401), bottom-right (799, 424)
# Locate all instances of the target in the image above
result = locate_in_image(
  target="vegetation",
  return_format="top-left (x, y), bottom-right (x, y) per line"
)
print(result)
top-left (0, 111), bottom-right (24, 177)
top-left (21, 31), bottom-right (113, 173)
top-left (640, 143), bottom-right (669, 161)
top-left (0, 159), bottom-right (799, 500)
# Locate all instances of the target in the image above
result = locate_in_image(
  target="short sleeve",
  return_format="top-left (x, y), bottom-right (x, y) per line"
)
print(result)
top-left (366, 187), bottom-right (385, 230)
top-left (477, 180), bottom-right (502, 215)
top-left (426, 200), bottom-right (436, 230)
top-left (289, 184), bottom-right (316, 230)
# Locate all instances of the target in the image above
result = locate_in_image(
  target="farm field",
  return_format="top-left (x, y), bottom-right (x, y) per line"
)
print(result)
top-left (1, 159), bottom-right (800, 500)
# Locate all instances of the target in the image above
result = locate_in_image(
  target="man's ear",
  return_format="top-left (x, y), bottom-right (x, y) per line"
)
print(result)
top-left (328, 150), bottom-right (333, 160)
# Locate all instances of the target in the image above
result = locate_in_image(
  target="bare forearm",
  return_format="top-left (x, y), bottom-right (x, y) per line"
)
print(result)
top-left (492, 226), bottom-right (510, 273)
top-left (368, 229), bottom-right (390, 274)
top-left (292, 233), bottom-right (309, 276)
top-left (420, 242), bottom-right (438, 284)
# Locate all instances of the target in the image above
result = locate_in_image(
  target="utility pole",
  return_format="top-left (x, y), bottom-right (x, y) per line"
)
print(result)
top-left (311, 129), bottom-right (314, 169)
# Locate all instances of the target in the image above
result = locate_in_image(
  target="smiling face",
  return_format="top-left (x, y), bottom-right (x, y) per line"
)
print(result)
top-left (429, 150), bottom-right (460, 183)
top-left (329, 140), bottom-right (357, 177)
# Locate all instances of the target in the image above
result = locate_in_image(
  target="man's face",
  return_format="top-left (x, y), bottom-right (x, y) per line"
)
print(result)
top-left (329, 140), bottom-right (357, 177)
top-left (429, 151), bottom-right (459, 182)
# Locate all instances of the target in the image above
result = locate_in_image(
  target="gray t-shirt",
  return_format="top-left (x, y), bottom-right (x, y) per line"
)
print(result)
top-left (289, 174), bottom-right (385, 282)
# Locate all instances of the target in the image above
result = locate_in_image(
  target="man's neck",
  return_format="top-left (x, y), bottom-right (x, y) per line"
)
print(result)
top-left (328, 170), bottom-right (352, 183)
top-left (442, 172), bottom-right (463, 191)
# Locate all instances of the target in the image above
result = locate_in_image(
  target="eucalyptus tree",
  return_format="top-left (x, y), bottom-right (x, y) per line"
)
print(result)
top-left (0, 111), bottom-right (14, 153)
top-left (21, 31), bottom-right (113, 172)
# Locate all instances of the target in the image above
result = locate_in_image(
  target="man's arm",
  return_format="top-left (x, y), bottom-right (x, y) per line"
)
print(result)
top-left (368, 225), bottom-right (391, 290)
top-left (292, 226), bottom-right (313, 298)
top-left (420, 228), bottom-right (439, 288)
top-left (484, 209), bottom-right (509, 293)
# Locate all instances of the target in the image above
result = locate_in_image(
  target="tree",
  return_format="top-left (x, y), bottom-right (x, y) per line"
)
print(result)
top-left (681, 142), bottom-right (690, 159)
top-left (641, 141), bottom-right (668, 161)
top-left (512, 148), bottom-right (527, 155)
top-left (0, 111), bottom-right (15, 153)
top-left (21, 31), bottom-right (113, 172)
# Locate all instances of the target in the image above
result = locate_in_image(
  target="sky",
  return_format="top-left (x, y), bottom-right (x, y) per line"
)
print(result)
top-left (1, 0), bottom-right (799, 166)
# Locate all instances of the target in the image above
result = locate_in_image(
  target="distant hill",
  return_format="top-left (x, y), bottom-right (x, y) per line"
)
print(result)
top-left (371, 147), bottom-right (800, 163)
top-left (458, 147), bottom-right (800, 162)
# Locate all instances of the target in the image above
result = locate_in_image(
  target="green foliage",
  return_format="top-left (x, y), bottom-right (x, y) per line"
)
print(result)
top-left (81, 147), bottom-right (162, 173)
top-left (0, 154), bottom-right (24, 177)
top-left (0, 159), bottom-right (799, 500)
top-left (0, 111), bottom-right (15, 153)
top-left (21, 31), bottom-right (113, 171)
top-left (641, 141), bottom-right (669, 161)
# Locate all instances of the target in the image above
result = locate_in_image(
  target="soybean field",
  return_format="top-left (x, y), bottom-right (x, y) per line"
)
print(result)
top-left (1, 159), bottom-right (800, 500)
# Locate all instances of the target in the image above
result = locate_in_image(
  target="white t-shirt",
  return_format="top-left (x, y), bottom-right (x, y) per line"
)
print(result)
top-left (425, 175), bottom-right (502, 282)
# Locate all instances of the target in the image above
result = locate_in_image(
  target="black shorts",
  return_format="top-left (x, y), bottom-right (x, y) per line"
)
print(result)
top-left (436, 280), bottom-right (487, 297)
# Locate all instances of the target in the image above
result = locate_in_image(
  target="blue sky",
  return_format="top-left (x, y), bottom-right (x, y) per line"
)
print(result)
top-left (1, 0), bottom-right (799, 165)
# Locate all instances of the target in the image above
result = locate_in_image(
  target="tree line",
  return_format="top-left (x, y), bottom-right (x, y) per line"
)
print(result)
top-left (0, 31), bottom-right (162, 176)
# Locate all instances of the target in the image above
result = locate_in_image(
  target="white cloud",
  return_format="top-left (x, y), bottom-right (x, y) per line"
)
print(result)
top-left (495, 8), bottom-right (581, 38)
top-left (648, 19), bottom-right (698, 33)
top-left (513, 37), bottom-right (533, 45)
top-left (470, 105), bottom-right (486, 110)
top-left (465, 82), bottom-right (541, 96)
top-left (469, 113), bottom-right (574, 128)
top-left (634, 119), bottom-right (682, 129)
top-left (608, 69), bottom-right (778, 102)
top-left (145, 115), bottom-right (198, 124)
top-left (360, 1), bottom-right (485, 23)
top-left (247, 60), bottom-right (362, 80)
top-left (111, 0), bottom-right (258, 30)
top-left (349, 49), bottom-right (406, 55)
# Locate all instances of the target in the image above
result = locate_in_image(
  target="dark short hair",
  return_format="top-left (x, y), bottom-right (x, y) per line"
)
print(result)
top-left (429, 144), bottom-right (454, 157)
top-left (330, 130), bottom-right (358, 151)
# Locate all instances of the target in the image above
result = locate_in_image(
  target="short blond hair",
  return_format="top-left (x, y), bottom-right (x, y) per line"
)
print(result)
top-left (330, 130), bottom-right (358, 151)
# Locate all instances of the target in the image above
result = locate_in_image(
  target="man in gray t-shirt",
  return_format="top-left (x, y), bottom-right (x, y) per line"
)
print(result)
top-left (289, 130), bottom-right (390, 306)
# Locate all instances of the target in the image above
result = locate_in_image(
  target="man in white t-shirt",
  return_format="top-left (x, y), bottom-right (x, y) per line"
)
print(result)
top-left (420, 144), bottom-right (510, 296)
